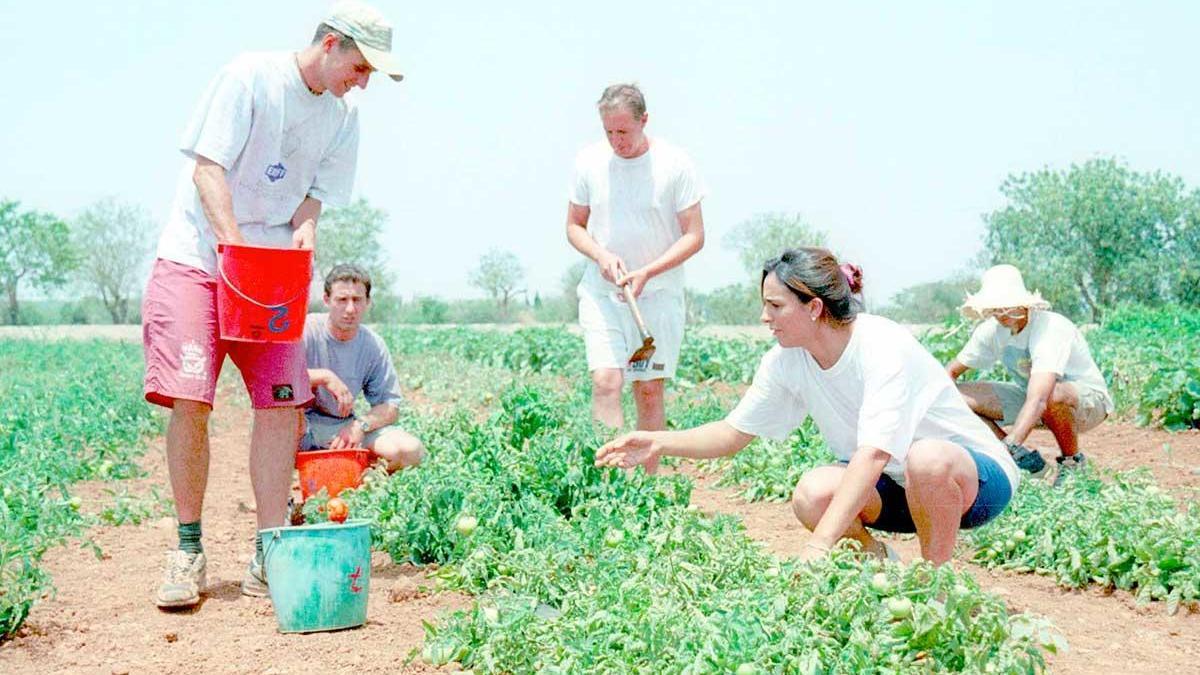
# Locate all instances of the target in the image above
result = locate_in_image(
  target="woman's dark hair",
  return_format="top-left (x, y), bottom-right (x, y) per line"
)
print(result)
top-left (761, 247), bottom-right (863, 324)
top-left (324, 263), bottom-right (372, 298)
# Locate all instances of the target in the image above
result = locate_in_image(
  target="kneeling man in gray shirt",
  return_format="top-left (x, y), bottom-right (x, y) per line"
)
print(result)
top-left (302, 264), bottom-right (425, 471)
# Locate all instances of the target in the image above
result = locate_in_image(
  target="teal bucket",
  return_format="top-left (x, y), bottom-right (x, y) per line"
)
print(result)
top-left (262, 520), bottom-right (371, 633)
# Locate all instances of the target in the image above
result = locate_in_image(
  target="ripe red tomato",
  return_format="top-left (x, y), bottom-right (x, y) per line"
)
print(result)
top-left (327, 497), bottom-right (349, 523)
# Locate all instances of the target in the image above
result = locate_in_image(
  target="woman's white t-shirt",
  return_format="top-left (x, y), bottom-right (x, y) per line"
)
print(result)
top-left (726, 314), bottom-right (1020, 492)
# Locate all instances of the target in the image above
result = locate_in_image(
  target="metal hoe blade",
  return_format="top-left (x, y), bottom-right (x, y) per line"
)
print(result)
top-left (629, 336), bottom-right (656, 367)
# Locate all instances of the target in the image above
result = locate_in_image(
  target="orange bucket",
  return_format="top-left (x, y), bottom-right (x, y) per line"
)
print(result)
top-left (296, 448), bottom-right (371, 500)
top-left (216, 243), bottom-right (312, 343)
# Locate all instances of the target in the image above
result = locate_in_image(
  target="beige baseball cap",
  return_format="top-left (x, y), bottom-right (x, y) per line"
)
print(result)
top-left (324, 0), bottom-right (405, 81)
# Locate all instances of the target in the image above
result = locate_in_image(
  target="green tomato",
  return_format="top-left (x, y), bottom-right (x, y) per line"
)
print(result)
top-left (736, 664), bottom-right (758, 675)
top-left (886, 597), bottom-right (913, 620)
top-left (604, 528), bottom-right (625, 547)
top-left (67, 496), bottom-right (83, 511)
top-left (1012, 529), bottom-right (1028, 543)
top-left (482, 606), bottom-right (499, 623)
top-left (455, 515), bottom-right (478, 536)
top-left (869, 572), bottom-right (892, 595)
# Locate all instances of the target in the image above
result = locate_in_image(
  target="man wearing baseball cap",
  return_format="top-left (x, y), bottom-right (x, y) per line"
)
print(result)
top-left (146, 0), bottom-right (404, 610)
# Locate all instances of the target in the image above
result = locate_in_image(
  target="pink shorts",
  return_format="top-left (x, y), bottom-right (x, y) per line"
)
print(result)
top-left (142, 258), bottom-right (311, 410)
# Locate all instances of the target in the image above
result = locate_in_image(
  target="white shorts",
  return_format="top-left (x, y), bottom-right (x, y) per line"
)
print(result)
top-left (578, 286), bottom-right (685, 382)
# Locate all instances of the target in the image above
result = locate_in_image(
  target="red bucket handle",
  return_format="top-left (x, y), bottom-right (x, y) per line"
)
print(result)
top-left (218, 253), bottom-right (310, 310)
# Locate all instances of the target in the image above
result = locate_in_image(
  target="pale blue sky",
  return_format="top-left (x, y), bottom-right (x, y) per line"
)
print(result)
top-left (2, 1), bottom-right (1196, 306)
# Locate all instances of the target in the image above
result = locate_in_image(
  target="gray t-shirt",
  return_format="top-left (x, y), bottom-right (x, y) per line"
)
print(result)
top-left (303, 313), bottom-right (402, 423)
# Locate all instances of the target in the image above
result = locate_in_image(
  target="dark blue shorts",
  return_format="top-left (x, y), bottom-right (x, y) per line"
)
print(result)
top-left (865, 449), bottom-right (1013, 533)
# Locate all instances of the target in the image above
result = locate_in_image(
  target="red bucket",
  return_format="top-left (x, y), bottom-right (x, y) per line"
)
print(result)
top-left (216, 243), bottom-right (312, 343)
top-left (296, 448), bottom-right (371, 500)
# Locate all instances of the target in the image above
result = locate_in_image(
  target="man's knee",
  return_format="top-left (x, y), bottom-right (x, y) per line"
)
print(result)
top-left (955, 383), bottom-right (986, 414)
top-left (1045, 384), bottom-right (1077, 416)
top-left (591, 370), bottom-right (623, 399)
top-left (376, 431), bottom-right (425, 470)
top-left (395, 437), bottom-right (426, 467)
top-left (631, 379), bottom-right (664, 405)
top-left (254, 406), bottom-right (303, 441)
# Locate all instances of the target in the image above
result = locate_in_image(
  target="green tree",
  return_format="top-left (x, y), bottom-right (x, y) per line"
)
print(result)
top-left (983, 158), bottom-right (1195, 322)
top-left (723, 212), bottom-right (829, 281)
top-left (1174, 191), bottom-right (1200, 307)
top-left (469, 249), bottom-right (525, 318)
top-left (687, 283), bottom-right (760, 325)
top-left (0, 200), bottom-right (78, 324)
top-left (882, 273), bottom-right (979, 324)
top-left (72, 198), bottom-right (155, 323)
top-left (414, 296), bottom-right (448, 324)
top-left (315, 197), bottom-right (394, 294)
top-left (559, 259), bottom-right (588, 320)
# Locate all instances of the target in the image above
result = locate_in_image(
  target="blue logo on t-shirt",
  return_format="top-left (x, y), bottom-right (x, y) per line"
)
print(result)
top-left (265, 163), bottom-right (287, 182)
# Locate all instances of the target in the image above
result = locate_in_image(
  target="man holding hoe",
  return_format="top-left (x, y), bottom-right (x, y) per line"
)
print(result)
top-left (565, 83), bottom-right (706, 468)
top-left (143, 1), bottom-right (405, 609)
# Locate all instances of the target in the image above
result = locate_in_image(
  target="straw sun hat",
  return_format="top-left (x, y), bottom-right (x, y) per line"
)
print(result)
top-left (960, 264), bottom-right (1051, 320)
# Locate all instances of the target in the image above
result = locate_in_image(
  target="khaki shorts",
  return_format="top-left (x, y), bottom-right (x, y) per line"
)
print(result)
top-left (989, 381), bottom-right (1109, 433)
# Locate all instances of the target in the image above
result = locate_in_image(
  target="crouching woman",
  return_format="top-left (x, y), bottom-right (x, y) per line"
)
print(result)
top-left (595, 247), bottom-right (1020, 564)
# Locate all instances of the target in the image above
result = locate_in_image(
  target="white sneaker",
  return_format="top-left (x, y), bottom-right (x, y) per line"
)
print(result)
top-left (156, 550), bottom-right (206, 609)
top-left (241, 554), bottom-right (269, 598)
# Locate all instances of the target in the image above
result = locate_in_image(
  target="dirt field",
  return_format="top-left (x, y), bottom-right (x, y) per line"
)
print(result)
top-left (2, 350), bottom-right (1198, 673)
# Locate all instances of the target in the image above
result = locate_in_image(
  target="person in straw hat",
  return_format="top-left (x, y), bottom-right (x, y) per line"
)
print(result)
top-left (144, 0), bottom-right (406, 610)
top-left (945, 264), bottom-right (1112, 487)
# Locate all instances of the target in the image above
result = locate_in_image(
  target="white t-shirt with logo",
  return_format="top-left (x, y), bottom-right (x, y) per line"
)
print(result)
top-left (568, 138), bottom-right (705, 295)
top-left (956, 311), bottom-right (1113, 412)
top-left (726, 314), bottom-right (1020, 492)
top-left (156, 51), bottom-right (360, 275)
